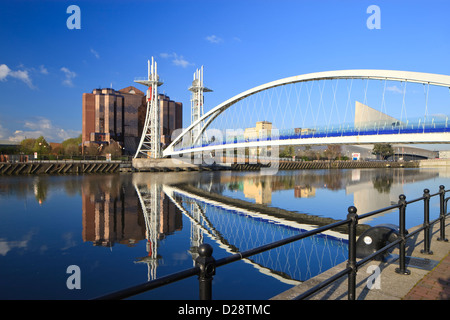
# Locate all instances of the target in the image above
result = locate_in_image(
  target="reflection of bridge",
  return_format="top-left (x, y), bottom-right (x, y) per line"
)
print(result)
top-left (132, 63), bottom-right (450, 162)
top-left (79, 169), bottom-right (445, 285)
top-left (133, 178), bottom-right (349, 284)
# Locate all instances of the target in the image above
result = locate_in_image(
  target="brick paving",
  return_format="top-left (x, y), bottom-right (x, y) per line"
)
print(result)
top-left (403, 252), bottom-right (450, 300)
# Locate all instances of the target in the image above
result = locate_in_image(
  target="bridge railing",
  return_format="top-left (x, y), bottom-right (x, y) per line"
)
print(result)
top-left (173, 117), bottom-right (449, 152)
top-left (93, 185), bottom-right (449, 300)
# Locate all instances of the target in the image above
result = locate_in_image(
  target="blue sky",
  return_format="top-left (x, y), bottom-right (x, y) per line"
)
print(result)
top-left (0, 0), bottom-right (449, 143)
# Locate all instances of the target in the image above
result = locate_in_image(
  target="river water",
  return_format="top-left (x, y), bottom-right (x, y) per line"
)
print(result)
top-left (0, 167), bottom-right (449, 300)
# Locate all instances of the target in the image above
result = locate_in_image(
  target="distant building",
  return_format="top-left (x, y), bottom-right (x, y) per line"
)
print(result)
top-left (82, 86), bottom-right (182, 155)
top-left (244, 121), bottom-right (272, 140)
top-left (354, 101), bottom-right (400, 129)
top-left (439, 150), bottom-right (450, 159)
top-left (159, 94), bottom-right (183, 148)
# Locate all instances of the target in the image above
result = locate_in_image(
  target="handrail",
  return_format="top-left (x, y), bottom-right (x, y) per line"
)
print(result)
top-left (93, 185), bottom-right (449, 300)
top-left (173, 123), bottom-right (449, 152)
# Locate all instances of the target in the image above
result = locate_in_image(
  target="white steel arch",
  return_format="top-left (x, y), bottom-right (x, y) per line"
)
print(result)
top-left (164, 69), bottom-right (450, 156)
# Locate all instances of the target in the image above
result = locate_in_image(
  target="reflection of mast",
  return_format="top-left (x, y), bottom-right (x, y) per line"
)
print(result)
top-left (162, 185), bottom-right (302, 285)
top-left (189, 202), bottom-right (205, 264)
top-left (134, 183), bottom-right (161, 281)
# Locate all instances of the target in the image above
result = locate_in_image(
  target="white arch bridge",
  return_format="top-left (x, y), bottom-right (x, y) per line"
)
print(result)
top-left (161, 69), bottom-right (450, 159)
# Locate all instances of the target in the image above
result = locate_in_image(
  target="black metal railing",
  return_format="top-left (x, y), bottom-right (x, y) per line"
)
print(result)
top-left (94, 185), bottom-right (449, 300)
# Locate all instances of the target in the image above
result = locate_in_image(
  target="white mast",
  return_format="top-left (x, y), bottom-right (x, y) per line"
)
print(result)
top-left (189, 66), bottom-right (212, 146)
top-left (134, 57), bottom-right (163, 159)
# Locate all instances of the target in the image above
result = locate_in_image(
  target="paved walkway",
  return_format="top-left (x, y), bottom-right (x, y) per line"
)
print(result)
top-left (403, 252), bottom-right (450, 300)
top-left (272, 221), bottom-right (450, 300)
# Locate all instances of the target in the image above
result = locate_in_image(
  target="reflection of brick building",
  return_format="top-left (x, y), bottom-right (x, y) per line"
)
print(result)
top-left (159, 193), bottom-right (183, 237)
top-left (81, 179), bottom-right (146, 247)
top-left (81, 178), bottom-right (183, 247)
top-left (82, 87), bottom-right (182, 155)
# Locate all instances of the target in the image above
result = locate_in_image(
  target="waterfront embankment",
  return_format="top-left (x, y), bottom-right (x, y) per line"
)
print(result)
top-left (0, 158), bottom-right (438, 175)
top-left (0, 160), bottom-right (128, 175)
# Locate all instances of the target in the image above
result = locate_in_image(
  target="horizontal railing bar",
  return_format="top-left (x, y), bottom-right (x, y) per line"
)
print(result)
top-left (357, 238), bottom-right (402, 267)
top-left (429, 213), bottom-right (450, 227)
top-left (358, 204), bottom-right (400, 220)
top-left (93, 267), bottom-right (200, 300)
top-left (94, 219), bottom-right (351, 300)
top-left (405, 226), bottom-right (426, 239)
top-left (406, 196), bottom-right (426, 205)
top-left (215, 219), bottom-right (351, 268)
top-left (358, 191), bottom-right (440, 221)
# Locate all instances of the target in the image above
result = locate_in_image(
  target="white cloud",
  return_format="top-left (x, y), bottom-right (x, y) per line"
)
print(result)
top-left (173, 55), bottom-right (193, 68)
top-left (0, 64), bottom-right (34, 88)
top-left (90, 48), bottom-right (100, 59)
top-left (39, 65), bottom-right (48, 75)
top-left (0, 231), bottom-right (35, 256)
top-left (6, 117), bottom-right (80, 143)
top-left (386, 85), bottom-right (403, 94)
top-left (160, 52), bottom-right (194, 68)
top-left (0, 238), bottom-right (28, 256)
top-left (205, 35), bottom-right (223, 44)
top-left (60, 67), bottom-right (77, 87)
top-left (0, 64), bottom-right (10, 81)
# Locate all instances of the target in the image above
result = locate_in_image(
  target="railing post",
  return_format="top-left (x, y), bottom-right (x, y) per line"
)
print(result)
top-left (346, 206), bottom-right (358, 300)
top-left (395, 194), bottom-right (411, 275)
top-left (437, 185), bottom-right (448, 242)
top-left (421, 189), bottom-right (433, 255)
top-left (195, 243), bottom-right (216, 300)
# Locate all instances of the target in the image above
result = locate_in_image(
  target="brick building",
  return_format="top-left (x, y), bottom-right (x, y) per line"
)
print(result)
top-left (82, 86), bottom-right (182, 155)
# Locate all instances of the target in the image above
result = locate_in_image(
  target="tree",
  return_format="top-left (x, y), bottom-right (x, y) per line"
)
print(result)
top-left (20, 136), bottom-right (51, 155)
top-left (64, 144), bottom-right (79, 156)
top-left (372, 143), bottom-right (394, 160)
top-left (62, 134), bottom-right (81, 156)
top-left (34, 136), bottom-right (51, 155)
top-left (84, 143), bottom-right (101, 156)
top-left (324, 145), bottom-right (342, 160)
top-left (280, 146), bottom-right (295, 158)
top-left (102, 141), bottom-right (122, 157)
top-left (20, 138), bottom-right (36, 154)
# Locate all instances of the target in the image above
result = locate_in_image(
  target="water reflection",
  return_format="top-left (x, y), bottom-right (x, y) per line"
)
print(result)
top-left (1, 167), bottom-right (449, 299)
top-left (211, 169), bottom-right (441, 225)
top-left (164, 184), bottom-right (348, 283)
top-left (78, 173), bottom-right (350, 284)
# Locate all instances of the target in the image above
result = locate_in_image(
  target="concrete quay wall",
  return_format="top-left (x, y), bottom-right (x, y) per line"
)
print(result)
top-left (132, 158), bottom-right (207, 172)
top-left (0, 160), bottom-right (124, 175)
top-left (419, 159), bottom-right (450, 167)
